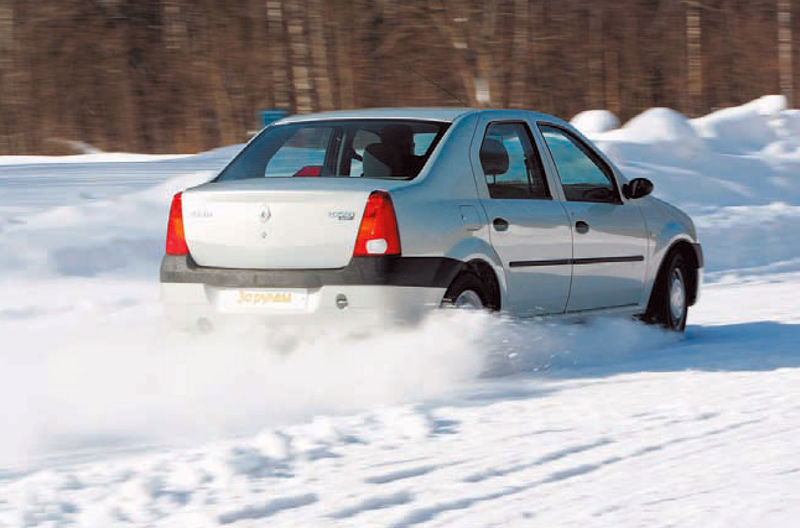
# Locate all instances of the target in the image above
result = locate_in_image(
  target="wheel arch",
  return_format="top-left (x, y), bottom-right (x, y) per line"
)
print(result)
top-left (443, 238), bottom-right (506, 311)
top-left (457, 258), bottom-right (502, 311)
top-left (648, 238), bottom-right (701, 309)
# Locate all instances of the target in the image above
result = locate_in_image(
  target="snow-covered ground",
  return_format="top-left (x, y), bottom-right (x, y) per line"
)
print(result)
top-left (1, 97), bottom-right (799, 526)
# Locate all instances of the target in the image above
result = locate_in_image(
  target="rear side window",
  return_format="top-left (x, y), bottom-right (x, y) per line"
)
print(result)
top-left (480, 122), bottom-right (550, 199)
top-left (217, 120), bottom-right (449, 181)
top-left (539, 125), bottom-right (620, 204)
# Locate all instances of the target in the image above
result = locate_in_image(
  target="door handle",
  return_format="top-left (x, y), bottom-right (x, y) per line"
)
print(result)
top-left (492, 217), bottom-right (509, 232)
top-left (575, 220), bottom-right (590, 234)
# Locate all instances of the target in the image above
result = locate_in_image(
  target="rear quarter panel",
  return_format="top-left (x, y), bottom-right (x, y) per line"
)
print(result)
top-left (389, 113), bottom-right (509, 295)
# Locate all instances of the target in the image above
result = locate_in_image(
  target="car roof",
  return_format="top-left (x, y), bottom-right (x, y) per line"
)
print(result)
top-left (275, 107), bottom-right (563, 125)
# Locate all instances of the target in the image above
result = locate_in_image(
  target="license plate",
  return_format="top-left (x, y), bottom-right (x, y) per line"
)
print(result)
top-left (216, 288), bottom-right (308, 313)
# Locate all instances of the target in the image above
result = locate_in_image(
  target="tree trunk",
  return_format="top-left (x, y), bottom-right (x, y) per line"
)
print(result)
top-left (430, 0), bottom-right (495, 106)
top-left (113, 12), bottom-right (137, 151)
top-left (429, 1), bottom-right (473, 105)
top-left (0, 1), bottom-right (30, 153)
top-left (589, 3), bottom-right (604, 109)
top-left (285, 0), bottom-right (314, 113)
top-left (508, 0), bottom-right (529, 108)
top-left (0, 1), bottom-right (14, 152)
top-left (266, 0), bottom-right (291, 111)
top-left (476, 2), bottom-right (498, 106)
top-left (163, 0), bottom-right (188, 51)
top-left (307, 0), bottom-right (333, 110)
top-left (686, 2), bottom-right (703, 114)
top-left (201, 4), bottom-right (238, 145)
top-left (604, 48), bottom-right (621, 116)
top-left (333, 5), bottom-right (354, 109)
top-left (778, 0), bottom-right (793, 107)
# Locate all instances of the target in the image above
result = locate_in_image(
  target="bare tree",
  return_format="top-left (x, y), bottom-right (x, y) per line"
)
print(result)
top-left (778, 0), bottom-right (793, 106)
top-left (429, 0), bottom-right (498, 106)
top-left (284, 0), bottom-right (314, 113)
top-left (266, 0), bottom-right (291, 110)
top-left (0, 0), bottom-right (795, 154)
top-left (588, 1), bottom-right (604, 109)
top-left (307, 0), bottom-right (333, 110)
top-left (686, 1), bottom-right (703, 114)
top-left (201, 6), bottom-right (238, 145)
top-left (163, 0), bottom-right (188, 51)
top-left (0, 0), bottom-right (15, 152)
top-left (508, 0), bottom-right (529, 108)
top-left (331, 2), bottom-right (355, 109)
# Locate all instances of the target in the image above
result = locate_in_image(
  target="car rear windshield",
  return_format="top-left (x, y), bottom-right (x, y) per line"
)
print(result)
top-left (216, 119), bottom-right (450, 182)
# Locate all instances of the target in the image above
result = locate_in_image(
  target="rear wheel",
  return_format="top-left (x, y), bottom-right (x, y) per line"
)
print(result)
top-left (646, 251), bottom-right (689, 331)
top-left (442, 273), bottom-right (490, 311)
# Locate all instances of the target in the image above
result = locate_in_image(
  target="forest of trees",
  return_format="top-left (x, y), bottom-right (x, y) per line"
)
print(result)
top-left (0, 0), bottom-right (797, 155)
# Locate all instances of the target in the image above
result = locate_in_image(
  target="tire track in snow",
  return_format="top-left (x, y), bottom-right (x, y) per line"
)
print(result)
top-left (461, 438), bottom-right (613, 483)
top-left (327, 490), bottom-right (413, 519)
top-left (216, 493), bottom-right (318, 524)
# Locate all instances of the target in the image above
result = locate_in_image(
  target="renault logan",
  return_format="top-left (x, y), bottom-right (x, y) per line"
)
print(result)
top-left (160, 108), bottom-right (702, 332)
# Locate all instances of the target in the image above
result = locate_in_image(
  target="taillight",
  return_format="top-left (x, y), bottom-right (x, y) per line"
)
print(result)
top-left (166, 192), bottom-right (189, 255)
top-left (353, 191), bottom-right (401, 256)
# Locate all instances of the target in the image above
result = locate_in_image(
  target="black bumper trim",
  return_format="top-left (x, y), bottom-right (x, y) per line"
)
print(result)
top-left (160, 255), bottom-right (464, 289)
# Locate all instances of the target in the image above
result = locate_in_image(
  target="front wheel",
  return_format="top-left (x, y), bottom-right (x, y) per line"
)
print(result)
top-left (646, 251), bottom-right (689, 332)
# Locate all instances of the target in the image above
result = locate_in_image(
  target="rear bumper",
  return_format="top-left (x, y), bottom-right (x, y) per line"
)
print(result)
top-left (160, 254), bottom-right (462, 288)
top-left (159, 255), bottom-right (461, 330)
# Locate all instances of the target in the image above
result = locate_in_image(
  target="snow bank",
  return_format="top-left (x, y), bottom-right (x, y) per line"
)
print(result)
top-left (691, 95), bottom-right (785, 153)
top-left (695, 202), bottom-right (800, 275)
top-left (569, 110), bottom-right (620, 135)
top-left (604, 107), bottom-right (703, 153)
top-left (589, 96), bottom-right (800, 209)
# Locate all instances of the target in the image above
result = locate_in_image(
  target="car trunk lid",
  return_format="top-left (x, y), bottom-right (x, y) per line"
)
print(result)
top-left (181, 178), bottom-right (406, 269)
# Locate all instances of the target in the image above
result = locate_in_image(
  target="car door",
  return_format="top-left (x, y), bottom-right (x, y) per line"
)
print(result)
top-left (475, 121), bottom-right (573, 316)
top-left (537, 123), bottom-right (648, 312)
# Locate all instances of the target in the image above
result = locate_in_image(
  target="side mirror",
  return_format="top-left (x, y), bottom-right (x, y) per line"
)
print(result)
top-left (622, 177), bottom-right (654, 200)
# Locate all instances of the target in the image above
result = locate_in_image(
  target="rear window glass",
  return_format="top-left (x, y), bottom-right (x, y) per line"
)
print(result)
top-left (217, 119), bottom-right (449, 181)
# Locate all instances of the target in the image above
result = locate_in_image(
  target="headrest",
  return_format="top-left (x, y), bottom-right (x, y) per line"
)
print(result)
top-left (363, 143), bottom-right (394, 177)
top-left (480, 138), bottom-right (509, 175)
top-left (380, 124), bottom-right (414, 147)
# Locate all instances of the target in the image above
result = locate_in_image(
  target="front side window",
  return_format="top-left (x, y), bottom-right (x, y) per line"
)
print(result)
top-left (539, 125), bottom-right (619, 203)
top-left (217, 119), bottom-right (448, 182)
top-left (479, 122), bottom-right (550, 199)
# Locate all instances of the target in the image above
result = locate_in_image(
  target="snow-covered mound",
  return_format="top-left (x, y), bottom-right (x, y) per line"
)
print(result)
top-left (691, 95), bottom-right (786, 153)
top-left (570, 109), bottom-right (620, 135)
top-left (588, 96), bottom-right (800, 209)
top-left (604, 107), bottom-right (703, 152)
top-left (1, 96), bottom-right (800, 527)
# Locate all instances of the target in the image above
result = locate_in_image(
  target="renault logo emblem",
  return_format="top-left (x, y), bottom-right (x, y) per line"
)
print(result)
top-left (260, 206), bottom-right (271, 223)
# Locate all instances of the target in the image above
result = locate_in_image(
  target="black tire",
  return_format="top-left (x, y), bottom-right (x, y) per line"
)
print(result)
top-left (441, 273), bottom-right (492, 310)
top-left (645, 251), bottom-right (689, 332)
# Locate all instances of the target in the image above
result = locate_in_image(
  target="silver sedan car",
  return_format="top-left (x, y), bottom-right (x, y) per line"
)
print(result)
top-left (161, 108), bottom-right (702, 331)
